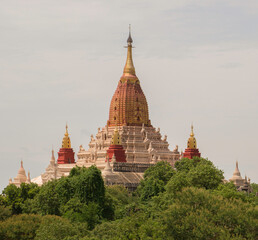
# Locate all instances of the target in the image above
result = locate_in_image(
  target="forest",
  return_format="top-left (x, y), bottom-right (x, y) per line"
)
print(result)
top-left (0, 157), bottom-right (257, 240)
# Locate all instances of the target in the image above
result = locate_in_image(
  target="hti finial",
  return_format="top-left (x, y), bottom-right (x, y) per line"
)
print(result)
top-left (123, 24), bottom-right (135, 75)
top-left (127, 24), bottom-right (133, 44)
top-left (190, 124), bottom-right (194, 137)
top-left (65, 123), bottom-right (68, 134)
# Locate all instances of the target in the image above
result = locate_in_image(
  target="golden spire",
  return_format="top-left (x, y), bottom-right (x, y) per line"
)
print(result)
top-left (62, 124), bottom-right (71, 148)
top-left (190, 124), bottom-right (194, 137)
top-left (65, 124), bottom-right (68, 136)
top-left (187, 124), bottom-right (197, 149)
top-left (123, 24), bottom-right (136, 76)
top-left (111, 127), bottom-right (121, 145)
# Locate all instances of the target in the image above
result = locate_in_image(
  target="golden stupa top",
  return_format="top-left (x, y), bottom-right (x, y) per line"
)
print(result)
top-left (111, 128), bottom-right (121, 145)
top-left (187, 125), bottom-right (197, 149)
top-left (123, 25), bottom-right (136, 76)
top-left (62, 124), bottom-right (71, 148)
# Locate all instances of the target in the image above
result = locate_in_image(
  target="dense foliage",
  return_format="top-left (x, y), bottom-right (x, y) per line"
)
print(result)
top-left (0, 158), bottom-right (257, 240)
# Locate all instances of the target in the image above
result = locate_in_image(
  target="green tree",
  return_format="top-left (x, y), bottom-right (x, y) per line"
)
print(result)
top-left (251, 183), bottom-right (258, 195)
top-left (0, 214), bottom-right (42, 240)
top-left (105, 185), bottom-right (133, 219)
top-left (165, 171), bottom-right (190, 194)
top-left (172, 157), bottom-right (224, 190)
top-left (0, 205), bottom-right (11, 221)
top-left (57, 166), bottom-right (113, 226)
top-left (55, 177), bottom-right (75, 205)
top-left (35, 215), bottom-right (88, 240)
top-left (187, 161), bottom-right (224, 189)
top-left (74, 166), bottom-right (105, 205)
top-left (213, 182), bottom-right (249, 201)
top-left (174, 157), bottom-right (198, 172)
top-left (2, 184), bottom-right (22, 214)
top-left (137, 161), bottom-right (175, 201)
top-left (2, 183), bottom-right (40, 214)
top-left (35, 180), bottom-right (60, 215)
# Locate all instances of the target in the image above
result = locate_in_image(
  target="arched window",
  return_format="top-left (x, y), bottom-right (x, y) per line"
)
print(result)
top-left (137, 116), bottom-right (140, 121)
top-left (114, 106), bottom-right (117, 110)
top-left (137, 107), bottom-right (139, 111)
top-left (114, 117), bottom-right (116, 120)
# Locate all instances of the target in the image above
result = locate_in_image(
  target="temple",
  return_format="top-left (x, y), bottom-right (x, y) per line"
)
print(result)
top-left (9, 29), bottom-right (254, 192)
top-left (229, 161), bottom-right (252, 193)
top-left (9, 160), bottom-right (31, 187)
top-left (11, 29), bottom-right (191, 189)
top-left (77, 28), bottom-right (180, 168)
top-left (183, 125), bottom-right (201, 159)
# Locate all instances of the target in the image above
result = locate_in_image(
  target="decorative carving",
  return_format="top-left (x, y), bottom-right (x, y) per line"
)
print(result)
top-left (79, 145), bottom-right (85, 152)
top-left (173, 145), bottom-right (178, 152)
top-left (91, 134), bottom-right (94, 141)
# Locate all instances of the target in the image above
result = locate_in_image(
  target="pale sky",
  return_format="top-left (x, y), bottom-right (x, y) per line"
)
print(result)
top-left (1, 0), bottom-right (258, 191)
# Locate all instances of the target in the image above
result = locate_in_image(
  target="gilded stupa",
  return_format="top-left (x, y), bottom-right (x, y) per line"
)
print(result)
top-left (57, 124), bottom-right (75, 164)
top-left (183, 125), bottom-right (201, 159)
top-left (106, 128), bottom-right (126, 162)
top-left (108, 28), bottom-right (150, 127)
top-left (77, 28), bottom-right (180, 167)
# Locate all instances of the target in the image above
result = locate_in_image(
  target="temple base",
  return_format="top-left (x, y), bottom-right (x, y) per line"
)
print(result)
top-left (107, 144), bottom-right (126, 162)
top-left (183, 148), bottom-right (201, 159)
top-left (57, 148), bottom-right (75, 164)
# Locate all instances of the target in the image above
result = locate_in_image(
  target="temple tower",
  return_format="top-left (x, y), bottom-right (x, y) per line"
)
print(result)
top-left (229, 161), bottom-right (244, 187)
top-left (9, 160), bottom-right (29, 187)
top-left (40, 149), bottom-right (63, 185)
top-left (57, 124), bottom-right (75, 164)
top-left (183, 125), bottom-right (201, 159)
top-left (77, 28), bottom-right (180, 168)
top-left (108, 27), bottom-right (150, 127)
top-left (229, 161), bottom-right (252, 193)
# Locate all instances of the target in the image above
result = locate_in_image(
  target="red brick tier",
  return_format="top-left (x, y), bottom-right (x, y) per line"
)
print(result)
top-left (57, 148), bottom-right (75, 164)
top-left (183, 148), bottom-right (201, 159)
top-left (106, 144), bottom-right (126, 162)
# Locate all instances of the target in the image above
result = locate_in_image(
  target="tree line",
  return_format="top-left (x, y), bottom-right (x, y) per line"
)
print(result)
top-left (0, 157), bottom-right (257, 240)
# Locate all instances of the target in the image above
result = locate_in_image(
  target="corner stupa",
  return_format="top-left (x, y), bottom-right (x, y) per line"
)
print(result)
top-left (183, 125), bottom-right (201, 159)
top-left (57, 124), bottom-right (75, 164)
